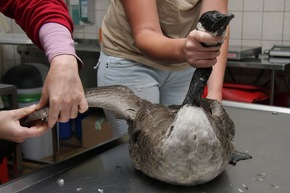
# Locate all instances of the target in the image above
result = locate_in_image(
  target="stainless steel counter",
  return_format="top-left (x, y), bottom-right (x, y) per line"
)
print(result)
top-left (227, 54), bottom-right (290, 70)
top-left (227, 55), bottom-right (290, 105)
top-left (1, 102), bottom-right (290, 193)
top-left (17, 39), bottom-right (101, 54)
top-left (0, 34), bottom-right (32, 45)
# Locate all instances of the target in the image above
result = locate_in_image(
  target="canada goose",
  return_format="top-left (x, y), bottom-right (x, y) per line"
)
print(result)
top-left (21, 80), bottom-right (251, 185)
top-left (20, 11), bottom-right (251, 186)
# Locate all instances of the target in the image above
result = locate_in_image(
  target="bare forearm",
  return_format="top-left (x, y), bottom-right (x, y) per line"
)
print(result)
top-left (122, 0), bottom-right (222, 68)
top-left (206, 28), bottom-right (230, 101)
top-left (135, 31), bottom-right (186, 64)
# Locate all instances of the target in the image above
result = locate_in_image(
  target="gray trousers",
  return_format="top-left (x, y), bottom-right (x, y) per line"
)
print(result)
top-left (96, 52), bottom-right (195, 137)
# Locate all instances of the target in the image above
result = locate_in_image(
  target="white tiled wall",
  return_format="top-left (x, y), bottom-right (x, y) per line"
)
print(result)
top-left (0, 0), bottom-right (109, 77)
top-left (0, 13), bottom-right (23, 77)
top-left (73, 0), bottom-right (109, 39)
top-left (1, 0), bottom-right (290, 77)
top-left (229, 0), bottom-right (290, 49)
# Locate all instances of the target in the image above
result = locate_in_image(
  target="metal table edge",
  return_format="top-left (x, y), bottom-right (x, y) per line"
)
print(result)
top-left (0, 135), bottom-right (129, 193)
top-left (223, 100), bottom-right (290, 114)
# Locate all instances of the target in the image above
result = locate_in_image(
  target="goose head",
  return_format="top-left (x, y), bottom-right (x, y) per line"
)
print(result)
top-left (196, 10), bottom-right (234, 47)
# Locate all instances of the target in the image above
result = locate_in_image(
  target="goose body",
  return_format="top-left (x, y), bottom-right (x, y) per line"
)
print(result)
top-left (126, 97), bottom-right (235, 185)
top-left (22, 85), bottom-right (241, 186)
top-left (21, 11), bottom-right (251, 186)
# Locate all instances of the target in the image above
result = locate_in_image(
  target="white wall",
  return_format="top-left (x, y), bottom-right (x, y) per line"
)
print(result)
top-left (1, 0), bottom-right (290, 78)
top-left (229, 0), bottom-right (290, 49)
top-left (0, 0), bottom-right (109, 78)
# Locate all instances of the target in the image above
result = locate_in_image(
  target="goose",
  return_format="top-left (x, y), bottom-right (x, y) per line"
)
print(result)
top-left (21, 11), bottom-right (252, 186)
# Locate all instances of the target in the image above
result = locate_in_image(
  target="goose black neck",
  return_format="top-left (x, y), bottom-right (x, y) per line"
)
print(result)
top-left (182, 67), bottom-right (212, 106)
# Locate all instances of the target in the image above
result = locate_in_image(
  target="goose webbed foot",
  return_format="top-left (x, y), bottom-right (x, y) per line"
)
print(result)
top-left (229, 150), bottom-right (252, 165)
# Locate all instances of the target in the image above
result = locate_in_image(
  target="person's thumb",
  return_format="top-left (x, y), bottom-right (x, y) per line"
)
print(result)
top-left (17, 104), bottom-right (37, 119)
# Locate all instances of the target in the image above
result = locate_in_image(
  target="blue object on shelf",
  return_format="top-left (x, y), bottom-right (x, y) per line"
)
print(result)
top-left (58, 121), bottom-right (71, 140)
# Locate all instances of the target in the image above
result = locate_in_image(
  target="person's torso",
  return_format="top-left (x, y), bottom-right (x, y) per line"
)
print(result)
top-left (101, 0), bottom-right (202, 71)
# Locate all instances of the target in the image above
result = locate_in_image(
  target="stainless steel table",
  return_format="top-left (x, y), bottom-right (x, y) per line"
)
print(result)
top-left (1, 101), bottom-right (290, 193)
top-left (227, 55), bottom-right (290, 105)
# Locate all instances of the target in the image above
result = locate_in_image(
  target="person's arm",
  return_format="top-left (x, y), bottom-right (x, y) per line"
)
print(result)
top-left (0, 0), bottom-right (73, 48)
top-left (199, 0), bottom-right (229, 102)
top-left (121, 0), bottom-right (224, 68)
top-left (0, 0), bottom-right (88, 128)
top-left (38, 23), bottom-right (88, 127)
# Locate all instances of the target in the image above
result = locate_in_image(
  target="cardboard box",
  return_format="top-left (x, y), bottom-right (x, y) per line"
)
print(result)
top-left (81, 113), bottom-right (113, 148)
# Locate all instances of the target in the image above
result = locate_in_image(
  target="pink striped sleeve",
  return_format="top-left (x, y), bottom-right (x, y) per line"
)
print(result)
top-left (39, 22), bottom-right (83, 69)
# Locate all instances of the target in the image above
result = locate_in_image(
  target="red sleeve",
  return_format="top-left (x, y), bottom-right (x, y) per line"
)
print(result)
top-left (0, 0), bottom-right (74, 49)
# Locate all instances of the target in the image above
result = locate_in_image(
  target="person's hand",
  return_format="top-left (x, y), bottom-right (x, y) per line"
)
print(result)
top-left (37, 54), bottom-right (88, 128)
top-left (183, 29), bottom-right (225, 68)
top-left (0, 105), bottom-right (49, 143)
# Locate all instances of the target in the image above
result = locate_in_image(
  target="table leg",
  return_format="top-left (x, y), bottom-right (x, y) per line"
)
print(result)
top-left (52, 126), bottom-right (59, 162)
top-left (270, 70), bottom-right (275, 105)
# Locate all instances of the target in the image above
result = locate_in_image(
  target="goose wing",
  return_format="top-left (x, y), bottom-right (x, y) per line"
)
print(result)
top-left (129, 102), bottom-right (176, 171)
top-left (85, 85), bottom-right (146, 121)
top-left (20, 85), bottom-right (146, 126)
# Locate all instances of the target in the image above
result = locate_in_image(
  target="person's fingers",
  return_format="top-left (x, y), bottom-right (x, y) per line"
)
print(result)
top-left (37, 89), bottom-right (49, 110)
top-left (78, 95), bottom-right (89, 113)
top-left (70, 104), bottom-right (79, 119)
top-left (11, 120), bottom-right (49, 143)
top-left (185, 49), bottom-right (220, 67)
top-left (58, 105), bottom-right (70, 123)
top-left (183, 30), bottom-right (223, 68)
top-left (195, 30), bottom-right (224, 45)
top-left (24, 120), bottom-right (49, 138)
top-left (15, 104), bottom-right (37, 119)
top-left (47, 101), bottom-right (59, 128)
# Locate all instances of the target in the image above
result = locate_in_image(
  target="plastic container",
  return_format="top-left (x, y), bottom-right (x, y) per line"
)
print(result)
top-left (17, 87), bottom-right (42, 107)
top-left (18, 89), bottom-right (53, 160)
top-left (2, 64), bottom-right (43, 89)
